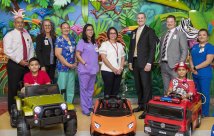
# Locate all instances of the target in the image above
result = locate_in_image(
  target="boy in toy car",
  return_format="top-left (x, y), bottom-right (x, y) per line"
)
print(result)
top-left (166, 62), bottom-right (196, 99)
top-left (21, 57), bottom-right (51, 93)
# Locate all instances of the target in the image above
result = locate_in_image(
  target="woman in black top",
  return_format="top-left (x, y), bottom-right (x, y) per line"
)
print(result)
top-left (36, 19), bottom-right (56, 83)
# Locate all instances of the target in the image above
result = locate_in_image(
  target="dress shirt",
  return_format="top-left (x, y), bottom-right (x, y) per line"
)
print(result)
top-left (162, 27), bottom-right (176, 61)
top-left (134, 25), bottom-right (145, 57)
top-left (3, 29), bottom-right (34, 63)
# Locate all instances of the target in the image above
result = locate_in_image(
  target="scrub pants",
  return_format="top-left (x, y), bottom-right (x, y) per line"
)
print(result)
top-left (193, 76), bottom-right (212, 116)
top-left (57, 70), bottom-right (75, 103)
top-left (78, 73), bottom-right (96, 114)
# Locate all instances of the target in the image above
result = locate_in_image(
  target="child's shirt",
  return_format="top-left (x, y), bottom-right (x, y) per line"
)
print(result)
top-left (168, 78), bottom-right (196, 97)
top-left (24, 70), bottom-right (51, 85)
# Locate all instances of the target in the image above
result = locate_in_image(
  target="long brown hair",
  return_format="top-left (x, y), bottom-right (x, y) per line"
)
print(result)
top-left (40, 19), bottom-right (56, 38)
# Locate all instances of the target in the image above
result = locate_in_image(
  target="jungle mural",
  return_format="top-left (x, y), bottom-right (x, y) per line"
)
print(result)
top-left (0, 0), bottom-right (214, 98)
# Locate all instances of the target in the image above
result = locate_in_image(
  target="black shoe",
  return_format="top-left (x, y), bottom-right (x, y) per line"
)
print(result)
top-left (138, 112), bottom-right (146, 119)
top-left (133, 106), bottom-right (144, 112)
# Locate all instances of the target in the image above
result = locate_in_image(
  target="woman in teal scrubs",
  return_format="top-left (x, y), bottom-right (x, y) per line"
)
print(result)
top-left (190, 29), bottom-right (214, 117)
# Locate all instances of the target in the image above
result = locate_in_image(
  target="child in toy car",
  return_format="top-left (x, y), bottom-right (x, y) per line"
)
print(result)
top-left (166, 62), bottom-right (196, 99)
top-left (21, 57), bottom-right (51, 93)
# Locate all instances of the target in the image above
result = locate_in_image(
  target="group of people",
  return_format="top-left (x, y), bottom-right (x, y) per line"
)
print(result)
top-left (3, 11), bottom-right (214, 119)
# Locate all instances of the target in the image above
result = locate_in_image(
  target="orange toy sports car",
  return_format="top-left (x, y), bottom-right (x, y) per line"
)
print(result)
top-left (90, 95), bottom-right (136, 136)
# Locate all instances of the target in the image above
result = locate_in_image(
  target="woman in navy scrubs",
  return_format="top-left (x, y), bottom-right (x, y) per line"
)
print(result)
top-left (190, 29), bottom-right (214, 117)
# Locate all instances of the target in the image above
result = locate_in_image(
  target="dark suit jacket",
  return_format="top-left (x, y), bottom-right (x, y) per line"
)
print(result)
top-left (128, 25), bottom-right (158, 68)
top-left (36, 34), bottom-right (56, 67)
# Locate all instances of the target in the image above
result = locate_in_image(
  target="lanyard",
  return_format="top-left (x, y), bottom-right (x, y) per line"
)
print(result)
top-left (109, 41), bottom-right (118, 58)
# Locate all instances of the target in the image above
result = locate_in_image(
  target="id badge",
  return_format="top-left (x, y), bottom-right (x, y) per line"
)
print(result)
top-left (70, 46), bottom-right (74, 53)
top-left (95, 47), bottom-right (99, 52)
top-left (44, 40), bottom-right (49, 45)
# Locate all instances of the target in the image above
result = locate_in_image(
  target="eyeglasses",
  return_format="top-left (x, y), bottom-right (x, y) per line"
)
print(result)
top-left (44, 25), bottom-right (51, 27)
top-left (86, 29), bottom-right (93, 32)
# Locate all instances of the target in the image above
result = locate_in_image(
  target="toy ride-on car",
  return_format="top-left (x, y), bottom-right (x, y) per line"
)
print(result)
top-left (144, 92), bottom-right (202, 136)
top-left (10, 84), bottom-right (77, 136)
top-left (90, 95), bottom-right (136, 136)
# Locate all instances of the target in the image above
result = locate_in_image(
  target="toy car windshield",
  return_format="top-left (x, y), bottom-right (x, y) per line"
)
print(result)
top-left (147, 104), bottom-right (184, 120)
top-left (24, 84), bottom-right (60, 97)
top-left (95, 96), bottom-right (132, 117)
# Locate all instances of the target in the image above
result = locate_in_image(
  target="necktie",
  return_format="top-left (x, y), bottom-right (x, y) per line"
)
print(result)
top-left (161, 30), bottom-right (170, 60)
top-left (21, 32), bottom-right (27, 60)
top-left (134, 28), bottom-right (142, 57)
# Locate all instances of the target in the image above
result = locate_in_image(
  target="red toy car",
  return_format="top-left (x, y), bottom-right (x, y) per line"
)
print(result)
top-left (144, 92), bottom-right (202, 136)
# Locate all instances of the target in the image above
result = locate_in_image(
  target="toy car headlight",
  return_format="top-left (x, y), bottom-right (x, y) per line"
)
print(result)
top-left (60, 103), bottom-right (67, 110)
top-left (144, 126), bottom-right (151, 133)
top-left (34, 106), bottom-right (42, 114)
top-left (94, 122), bottom-right (101, 129)
top-left (128, 122), bottom-right (134, 129)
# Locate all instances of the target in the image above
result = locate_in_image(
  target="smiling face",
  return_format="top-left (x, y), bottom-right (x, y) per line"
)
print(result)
top-left (86, 25), bottom-right (94, 39)
top-left (198, 30), bottom-right (208, 44)
top-left (166, 17), bottom-right (176, 30)
top-left (177, 67), bottom-right (188, 78)
top-left (137, 14), bottom-right (146, 27)
top-left (43, 20), bottom-right (52, 33)
top-left (29, 60), bottom-right (40, 73)
top-left (14, 17), bottom-right (24, 31)
top-left (109, 29), bottom-right (117, 41)
top-left (61, 23), bottom-right (70, 35)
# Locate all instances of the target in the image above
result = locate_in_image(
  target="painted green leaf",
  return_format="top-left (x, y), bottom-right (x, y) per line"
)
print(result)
top-left (148, 0), bottom-right (191, 11)
top-left (62, 6), bottom-right (75, 19)
top-left (1, 0), bottom-right (11, 7)
top-left (156, 12), bottom-right (188, 22)
top-left (82, 0), bottom-right (89, 23)
top-left (189, 10), bottom-right (207, 30)
top-left (36, 0), bottom-right (49, 8)
top-left (24, 0), bottom-right (31, 3)
top-left (90, 1), bottom-right (101, 11)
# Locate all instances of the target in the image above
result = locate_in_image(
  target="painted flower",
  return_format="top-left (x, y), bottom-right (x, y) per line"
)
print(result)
top-left (32, 8), bottom-right (53, 19)
top-left (140, 3), bottom-right (164, 25)
top-left (71, 24), bottom-right (83, 35)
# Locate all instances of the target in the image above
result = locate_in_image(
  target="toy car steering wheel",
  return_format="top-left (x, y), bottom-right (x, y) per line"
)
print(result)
top-left (169, 92), bottom-right (182, 99)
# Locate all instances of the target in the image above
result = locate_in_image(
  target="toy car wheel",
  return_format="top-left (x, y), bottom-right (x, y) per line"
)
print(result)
top-left (17, 117), bottom-right (31, 136)
top-left (196, 112), bottom-right (202, 128)
top-left (10, 104), bottom-right (18, 128)
top-left (186, 125), bottom-right (192, 136)
top-left (64, 118), bottom-right (77, 136)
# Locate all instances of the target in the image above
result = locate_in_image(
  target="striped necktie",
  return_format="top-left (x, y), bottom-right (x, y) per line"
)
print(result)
top-left (161, 30), bottom-right (170, 60)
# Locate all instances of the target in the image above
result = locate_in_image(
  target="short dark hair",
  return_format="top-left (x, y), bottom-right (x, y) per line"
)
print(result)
top-left (28, 57), bottom-right (40, 65)
top-left (137, 12), bottom-right (146, 18)
top-left (60, 22), bottom-right (70, 28)
top-left (166, 15), bottom-right (176, 21)
top-left (82, 24), bottom-right (96, 44)
top-left (107, 27), bottom-right (118, 39)
top-left (198, 28), bottom-right (209, 36)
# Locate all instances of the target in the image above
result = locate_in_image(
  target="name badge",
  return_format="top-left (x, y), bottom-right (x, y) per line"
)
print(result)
top-left (70, 46), bottom-right (74, 53)
top-left (199, 48), bottom-right (204, 53)
top-left (44, 39), bottom-right (49, 45)
top-left (95, 47), bottom-right (99, 52)
top-left (173, 35), bottom-right (177, 39)
top-left (132, 33), bottom-right (136, 39)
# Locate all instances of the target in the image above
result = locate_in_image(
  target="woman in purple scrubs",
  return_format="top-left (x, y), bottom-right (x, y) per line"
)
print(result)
top-left (76, 24), bottom-right (99, 116)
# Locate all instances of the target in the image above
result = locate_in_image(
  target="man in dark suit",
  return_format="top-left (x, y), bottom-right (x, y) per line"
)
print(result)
top-left (128, 13), bottom-right (157, 119)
